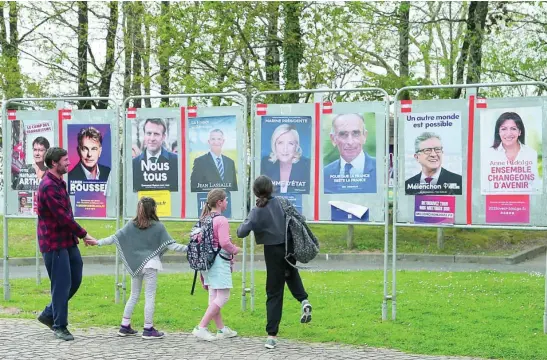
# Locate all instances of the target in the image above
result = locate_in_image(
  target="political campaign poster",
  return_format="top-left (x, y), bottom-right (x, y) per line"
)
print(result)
top-left (485, 195), bottom-right (530, 224)
top-left (404, 111), bottom-right (463, 195)
top-left (74, 192), bottom-right (107, 218)
top-left (197, 192), bottom-right (232, 219)
top-left (189, 115), bottom-right (238, 192)
top-left (18, 191), bottom-right (34, 215)
top-left (260, 116), bottom-right (311, 195)
top-left (480, 107), bottom-right (542, 195)
top-left (67, 124), bottom-right (112, 195)
top-left (132, 117), bottom-right (179, 192)
top-left (11, 120), bottom-right (54, 191)
top-left (322, 112), bottom-right (377, 194)
top-left (414, 195), bottom-right (455, 225)
top-left (138, 190), bottom-right (172, 217)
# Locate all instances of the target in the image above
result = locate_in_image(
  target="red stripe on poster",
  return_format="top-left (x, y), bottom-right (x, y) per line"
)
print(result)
top-left (466, 95), bottom-right (475, 225)
top-left (181, 107), bottom-right (186, 219)
top-left (314, 102), bottom-right (321, 221)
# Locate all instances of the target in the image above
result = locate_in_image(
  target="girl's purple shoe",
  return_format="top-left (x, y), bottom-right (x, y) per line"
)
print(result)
top-left (118, 324), bottom-right (138, 337)
top-left (142, 327), bottom-right (164, 339)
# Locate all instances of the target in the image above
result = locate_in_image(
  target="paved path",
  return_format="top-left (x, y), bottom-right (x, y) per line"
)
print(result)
top-left (7, 253), bottom-right (546, 279)
top-left (0, 318), bottom-right (484, 360)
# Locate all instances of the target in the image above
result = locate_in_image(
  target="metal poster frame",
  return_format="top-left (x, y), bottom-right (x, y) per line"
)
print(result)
top-left (390, 82), bottom-right (547, 330)
top-left (121, 93), bottom-right (249, 308)
top-left (2, 96), bottom-right (120, 301)
top-left (250, 88), bottom-right (390, 313)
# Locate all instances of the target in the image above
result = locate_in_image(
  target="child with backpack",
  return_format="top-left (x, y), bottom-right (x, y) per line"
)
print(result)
top-left (84, 197), bottom-right (187, 339)
top-left (237, 175), bottom-right (313, 349)
top-left (190, 188), bottom-right (240, 341)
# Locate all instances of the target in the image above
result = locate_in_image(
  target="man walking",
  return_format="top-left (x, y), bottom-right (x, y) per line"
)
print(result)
top-left (36, 147), bottom-right (95, 341)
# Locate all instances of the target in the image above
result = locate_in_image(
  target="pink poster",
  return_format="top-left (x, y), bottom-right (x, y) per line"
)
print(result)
top-left (74, 192), bottom-right (106, 218)
top-left (485, 195), bottom-right (530, 224)
top-left (414, 195), bottom-right (455, 224)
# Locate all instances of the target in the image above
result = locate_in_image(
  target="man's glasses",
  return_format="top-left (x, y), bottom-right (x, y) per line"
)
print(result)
top-left (416, 147), bottom-right (443, 155)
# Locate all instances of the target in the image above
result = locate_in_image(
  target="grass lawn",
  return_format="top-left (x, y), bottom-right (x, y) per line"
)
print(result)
top-left (2, 217), bottom-right (547, 258)
top-left (0, 270), bottom-right (545, 359)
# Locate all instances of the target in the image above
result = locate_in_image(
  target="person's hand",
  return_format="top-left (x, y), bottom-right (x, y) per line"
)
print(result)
top-left (84, 234), bottom-right (98, 246)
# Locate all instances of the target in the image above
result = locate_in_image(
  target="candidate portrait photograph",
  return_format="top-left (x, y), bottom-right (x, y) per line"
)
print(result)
top-left (323, 113), bottom-right (377, 194)
top-left (68, 126), bottom-right (111, 182)
top-left (480, 108), bottom-right (542, 194)
top-left (260, 120), bottom-right (311, 195)
top-left (405, 131), bottom-right (462, 195)
top-left (132, 117), bottom-right (178, 192)
top-left (190, 128), bottom-right (238, 192)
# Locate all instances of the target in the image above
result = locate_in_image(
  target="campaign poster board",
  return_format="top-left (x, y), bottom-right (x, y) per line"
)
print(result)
top-left (188, 115), bottom-right (238, 193)
top-left (131, 117), bottom-right (179, 192)
top-left (480, 107), bottom-right (542, 195)
top-left (11, 120), bottom-right (54, 191)
top-left (67, 123), bottom-right (112, 196)
top-left (403, 111), bottom-right (463, 196)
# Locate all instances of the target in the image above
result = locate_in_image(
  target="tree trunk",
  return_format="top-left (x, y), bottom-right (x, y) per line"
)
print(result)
top-left (282, 2), bottom-right (303, 104)
top-left (265, 2), bottom-right (280, 103)
top-left (466, 1), bottom-right (488, 84)
top-left (453, 2), bottom-right (488, 99)
top-left (131, 2), bottom-right (144, 108)
top-left (122, 2), bottom-right (133, 106)
top-left (143, 19), bottom-right (152, 108)
top-left (398, 1), bottom-right (410, 100)
top-left (3, 2), bottom-right (22, 100)
top-left (158, 1), bottom-right (170, 106)
top-left (77, 1), bottom-right (92, 109)
top-left (97, 1), bottom-right (118, 109)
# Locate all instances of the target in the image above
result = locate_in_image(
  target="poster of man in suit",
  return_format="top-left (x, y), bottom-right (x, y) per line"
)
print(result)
top-left (323, 112), bottom-right (377, 194)
top-left (67, 124), bottom-right (112, 195)
top-left (189, 115), bottom-right (238, 192)
top-left (11, 120), bottom-right (54, 191)
top-left (132, 117), bottom-right (179, 192)
top-left (404, 111), bottom-right (462, 195)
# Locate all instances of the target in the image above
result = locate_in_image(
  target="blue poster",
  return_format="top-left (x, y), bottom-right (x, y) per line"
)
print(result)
top-left (197, 191), bottom-right (232, 219)
top-left (277, 194), bottom-right (303, 215)
top-left (261, 116), bottom-right (312, 195)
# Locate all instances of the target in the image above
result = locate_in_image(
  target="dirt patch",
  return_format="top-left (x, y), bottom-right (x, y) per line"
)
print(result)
top-left (0, 306), bottom-right (22, 315)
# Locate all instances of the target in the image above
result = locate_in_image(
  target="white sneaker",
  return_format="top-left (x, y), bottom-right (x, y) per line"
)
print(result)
top-left (192, 326), bottom-right (216, 341)
top-left (265, 337), bottom-right (278, 349)
top-left (301, 299), bottom-right (312, 323)
top-left (216, 326), bottom-right (238, 339)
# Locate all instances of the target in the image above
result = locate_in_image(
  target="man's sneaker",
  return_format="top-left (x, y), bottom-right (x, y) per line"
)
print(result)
top-left (264, 337), bottom-right (278, 349)
top-left (300, 299), bottom-right (312, 323)
top-left (37, 314), bottom-right (54, 330)
top-left (192, 326), bottom-right (216, 341)
top-left (53, 327), bottom-right (74, 341)
top-left (118, 324), bottom-right (138, 337)
top-left (142, 327), bottom-right (164, 339)
top-left (216, 326), bottom-right (238, 339)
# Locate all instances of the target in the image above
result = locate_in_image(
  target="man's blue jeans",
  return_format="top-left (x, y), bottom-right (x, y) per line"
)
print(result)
top-left (40, 245), bottom-right (83, 329)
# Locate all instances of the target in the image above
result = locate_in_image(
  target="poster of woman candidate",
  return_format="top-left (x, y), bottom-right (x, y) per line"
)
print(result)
top-left (322, 112), bottom-right (377, 194)
top-left (480, 107), bottom-right (542, 195)
top-left (260, 116), bottom-right (311, 195)
top-left (131, 117), bottom-right (178, 192)
top-left (11, 120), bottom-right (54, 191)
top-left (67, 124), bottom-right (112, 195)
top-left (403, 111), bottom-right (463, 195)
top-left (189, 115), bottom-right (238, 192)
